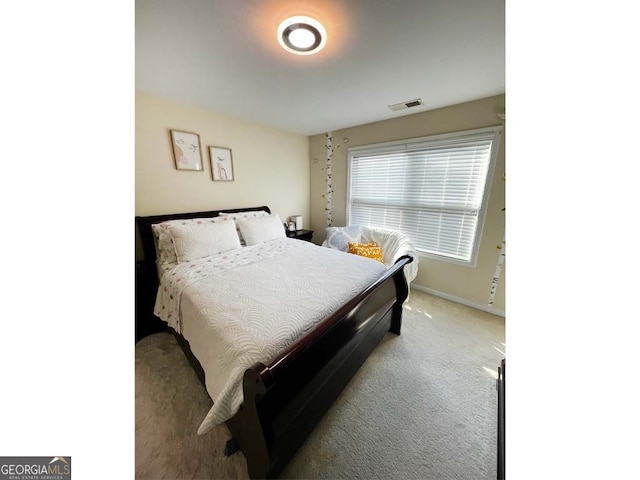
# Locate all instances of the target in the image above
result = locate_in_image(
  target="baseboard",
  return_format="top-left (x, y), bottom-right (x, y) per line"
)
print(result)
top-left (410, 284), bottom-right (505, 317)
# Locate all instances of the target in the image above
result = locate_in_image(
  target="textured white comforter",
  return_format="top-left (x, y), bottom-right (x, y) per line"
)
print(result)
top-left (154, 238), bottom-right (387, 434)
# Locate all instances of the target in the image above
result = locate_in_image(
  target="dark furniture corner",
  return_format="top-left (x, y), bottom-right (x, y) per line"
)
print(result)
top-left (135, 260), bottom-right (167, 342)
top-left (286, 229), bottom-right (313, 242)
top-left (497, 357), bottom-right (505, 480)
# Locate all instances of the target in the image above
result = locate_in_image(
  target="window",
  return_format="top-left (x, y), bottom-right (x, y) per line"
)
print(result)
top-left (347, 126), bottom-right (502, 265)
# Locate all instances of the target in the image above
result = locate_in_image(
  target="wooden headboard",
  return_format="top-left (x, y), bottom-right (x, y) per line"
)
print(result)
top-left (135, 205), bottom-right (271, 267)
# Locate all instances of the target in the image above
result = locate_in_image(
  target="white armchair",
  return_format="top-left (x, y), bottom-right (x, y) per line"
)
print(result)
top-left (322, 225), bottom-right (419, 284)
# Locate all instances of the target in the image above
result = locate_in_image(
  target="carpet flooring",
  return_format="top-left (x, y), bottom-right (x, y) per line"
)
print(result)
top-left (135, 289), bottom-right (505, 479)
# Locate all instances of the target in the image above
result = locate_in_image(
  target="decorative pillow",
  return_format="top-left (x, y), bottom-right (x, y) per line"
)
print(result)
top-left (151, 224), bottom-right (178, 265)
top-left (152, 216), bottom-right (230, 265)
top-left (326, 226), bottom-right (363, 252)
top-left (236, 214), bottom-right (286, 246)
top-left (168, 219), bottom-right (241, 263)
top-left (219, 210), bottom-right (269, 245)
top-left (348, 242), bottom-right (384, 263)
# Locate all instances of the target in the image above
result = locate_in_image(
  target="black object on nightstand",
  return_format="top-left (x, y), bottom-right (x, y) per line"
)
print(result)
top-left (286, 229), bottom-right (314, 242)
top-left (135, 260), bottom-right (167, 342)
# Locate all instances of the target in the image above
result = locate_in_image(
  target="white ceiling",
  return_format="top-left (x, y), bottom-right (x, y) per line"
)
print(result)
top-left (135, 0), bottom-right (505, 136)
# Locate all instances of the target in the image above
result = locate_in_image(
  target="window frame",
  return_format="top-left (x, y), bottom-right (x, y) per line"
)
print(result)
top-left (346, 126), bottom-right (503, 267)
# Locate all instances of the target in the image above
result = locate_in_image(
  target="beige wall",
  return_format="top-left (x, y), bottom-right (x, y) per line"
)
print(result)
top-left (136, 92), bottom-right (310, 259)
top-left (309, 95), bottom-right (506, 313)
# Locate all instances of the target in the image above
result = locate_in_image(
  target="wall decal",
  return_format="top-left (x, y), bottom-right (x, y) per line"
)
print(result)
top-left (322, 132), bottom-right (340, 227)
top-left (488, 173), bottom-right (506, 306)
top-left (488, 235), bottom-right (505, 306)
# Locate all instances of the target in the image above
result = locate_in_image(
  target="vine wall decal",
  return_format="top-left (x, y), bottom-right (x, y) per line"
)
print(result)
top-left (488, 172), bottom-right (506, 306)
top-left (488, 235), bottom-right (505, 306)
top-left (322, 132), bottom-right (340, 227)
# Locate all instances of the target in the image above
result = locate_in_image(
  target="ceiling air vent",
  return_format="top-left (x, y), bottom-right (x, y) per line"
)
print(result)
top-left (388, 98), bottom-right (424, 112)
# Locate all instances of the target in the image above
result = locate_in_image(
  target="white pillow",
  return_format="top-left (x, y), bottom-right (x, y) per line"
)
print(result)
top-left (168, 219), bottom-right (241, 263)
top-left (236, 214), bottom-right (286, 246)
top-left (152, 224), bottom-right (179, 265)
top-left (151, 216), bottom-right (230, 265)
top-left (325, 226), bottom-right (363, 252)
top-left (219, 210), bottom-right (269, 245)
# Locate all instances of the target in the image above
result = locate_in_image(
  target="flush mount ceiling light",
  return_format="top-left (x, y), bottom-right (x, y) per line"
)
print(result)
top-left (277, 16), bottom-right (327, 55)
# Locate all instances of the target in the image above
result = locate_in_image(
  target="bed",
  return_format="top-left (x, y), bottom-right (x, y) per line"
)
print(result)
top-left (135, 206), bottom-right (414, 479)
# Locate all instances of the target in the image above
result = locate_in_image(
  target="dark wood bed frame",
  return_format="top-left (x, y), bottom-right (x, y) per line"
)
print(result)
top-left (135, 206), bottom-right (414, 479)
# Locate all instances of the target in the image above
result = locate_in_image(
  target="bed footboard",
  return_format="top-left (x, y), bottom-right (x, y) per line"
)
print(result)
top-left (226, 255), bottom-right (413, 479)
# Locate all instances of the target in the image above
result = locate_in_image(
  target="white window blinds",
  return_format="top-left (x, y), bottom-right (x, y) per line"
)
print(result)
top-left (348, 127), bottom-right (502, 264)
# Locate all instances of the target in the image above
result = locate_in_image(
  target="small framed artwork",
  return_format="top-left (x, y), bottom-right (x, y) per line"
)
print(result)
top-left (209, 146), bottom-right (234, 181)
top-left (170, 129), bottom-right (204, 171)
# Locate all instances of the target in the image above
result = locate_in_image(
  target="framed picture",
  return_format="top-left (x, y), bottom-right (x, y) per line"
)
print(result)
top-left (209, 146), bottom-right (234, 181)
top-left (170, 129), bottom-right (204, 171)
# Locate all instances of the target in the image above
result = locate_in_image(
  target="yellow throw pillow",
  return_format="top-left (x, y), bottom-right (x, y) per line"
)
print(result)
top-left (348, 242), bottom-right (384, 263)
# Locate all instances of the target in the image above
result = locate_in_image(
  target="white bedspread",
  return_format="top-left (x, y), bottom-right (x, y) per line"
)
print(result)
top-left (154, 238), bottom-right (387, 434)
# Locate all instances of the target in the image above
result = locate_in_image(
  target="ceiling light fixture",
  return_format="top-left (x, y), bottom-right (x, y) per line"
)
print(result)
top-left (277, 16), bottom-right (327, 55)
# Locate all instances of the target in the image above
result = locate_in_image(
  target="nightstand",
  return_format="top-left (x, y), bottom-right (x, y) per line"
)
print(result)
top-left (135, 260), bottom-right (167, 342)
top-left (287, 229), bottom-right (314, 242)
